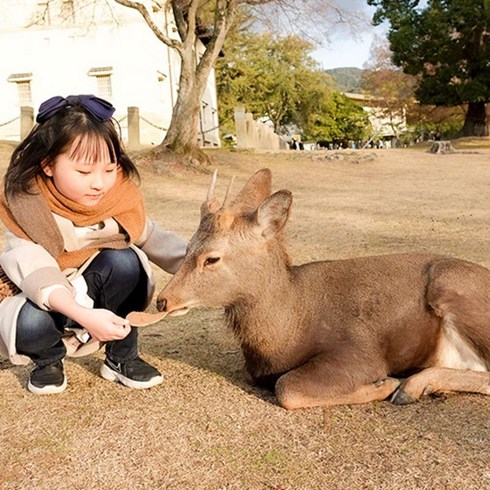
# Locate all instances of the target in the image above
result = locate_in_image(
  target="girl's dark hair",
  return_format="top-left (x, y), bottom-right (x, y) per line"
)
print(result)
top-left (4, 104), bottom-right (139, 197)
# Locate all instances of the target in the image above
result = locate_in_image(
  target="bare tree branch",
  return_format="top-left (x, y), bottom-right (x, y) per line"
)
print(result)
top-left (113, 0), bottom-right (182, 52)
top-left (251, 0), bottom-right (370, 46)
top-left (172, 1), bottom-right (191, 43)
top-left (196, 0), bottom-right (239, 81)
top-left (103, 0), bottom-right (123, 26)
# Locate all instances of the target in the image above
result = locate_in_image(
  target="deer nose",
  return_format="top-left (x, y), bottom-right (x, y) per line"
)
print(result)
top-left (156, 297), bottom-right (167, 312)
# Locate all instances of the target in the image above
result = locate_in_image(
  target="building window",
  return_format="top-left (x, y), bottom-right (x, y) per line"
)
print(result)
top-left (7, 73), bottom-right (33, 106)
top-left (88, 67), bottom-right (113, 99)
top-left (17, 81), bottom-right (32, 105)
top-left (61, 0), bottom-right (75, 24)
top-left (96, 75), bottom-right (112, 99)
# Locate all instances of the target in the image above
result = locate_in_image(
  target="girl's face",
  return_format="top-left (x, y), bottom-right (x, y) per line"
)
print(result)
top-left (43, 135), bottom-right (118, 206)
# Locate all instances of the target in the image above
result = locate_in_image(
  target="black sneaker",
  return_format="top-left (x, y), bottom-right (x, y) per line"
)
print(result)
top-left (28, 360), bottom-right (67, 395)
top-left (100, 356), bottom-right (163, 389)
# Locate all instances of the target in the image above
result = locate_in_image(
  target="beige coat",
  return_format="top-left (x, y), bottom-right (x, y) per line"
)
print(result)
top-left (0, 213), bottom-right (186, 365)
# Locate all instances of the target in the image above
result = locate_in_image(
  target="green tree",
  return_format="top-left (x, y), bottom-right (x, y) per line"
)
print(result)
top-left (216, 33), bottom-right (371, 143)
top-left (408, 105), bottom-right (466, 140)
top-left (368, 0), bottom-right (490, 136)
top-left (217, 34), bottom-right (324, 132)
top-left (301, 92), bottom-right (371, 144)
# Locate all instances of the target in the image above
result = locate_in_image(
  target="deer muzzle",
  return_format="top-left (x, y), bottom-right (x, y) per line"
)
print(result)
top-left (156, 293), bottom-right (192, 317)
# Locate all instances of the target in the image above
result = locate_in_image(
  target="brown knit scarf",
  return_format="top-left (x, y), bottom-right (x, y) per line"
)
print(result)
top-left (0, 172), bottom-right (146, 299)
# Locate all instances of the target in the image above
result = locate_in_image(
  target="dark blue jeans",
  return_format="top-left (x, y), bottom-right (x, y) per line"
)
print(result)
top-left (15, 249), bottom-right (148, 366)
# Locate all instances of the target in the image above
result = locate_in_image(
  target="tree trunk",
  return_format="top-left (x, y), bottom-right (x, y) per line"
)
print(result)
top-left (112, 0), bottom-right (237, 169)
top-left (154, 59), bottom-right (212, 167)
top-left (429, 141), bottom-right (455, 154)
top-left (160, 82), bottom-right (201, 153)
top-left (461, 101), bottom-right (489, 137)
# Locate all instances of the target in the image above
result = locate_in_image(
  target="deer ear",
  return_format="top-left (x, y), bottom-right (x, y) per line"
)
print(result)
top-left (255, 190), bottom-right (292, 241)
top-left (229, 168), bottom-right (272, 214)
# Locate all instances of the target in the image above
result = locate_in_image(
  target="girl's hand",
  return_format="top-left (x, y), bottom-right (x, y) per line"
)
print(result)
top-left (78, 308), bottom-right (131, 342)
top-left (47, 287), bottom-right (130, 342)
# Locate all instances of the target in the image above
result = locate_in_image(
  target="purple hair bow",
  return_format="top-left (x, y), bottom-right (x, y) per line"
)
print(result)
top-left (36, 94), bottom-right (115, 123)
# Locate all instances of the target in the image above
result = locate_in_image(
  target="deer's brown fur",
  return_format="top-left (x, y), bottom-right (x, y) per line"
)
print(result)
top-left (157, 169), bottom-right (490, 409)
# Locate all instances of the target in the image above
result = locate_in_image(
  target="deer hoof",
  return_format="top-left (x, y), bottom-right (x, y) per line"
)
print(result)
top-left (391, 388), bottom-right (417, 405)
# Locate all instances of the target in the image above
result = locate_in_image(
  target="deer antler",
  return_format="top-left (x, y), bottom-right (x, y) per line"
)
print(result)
top-left (202, 169), bottom-right (221, 216)
top-left (222, 175), bottom-right (235, 208)
top-left (207, 169), bottom-right (218, 200)
top-left (203, 170), bottom-right (237, 214)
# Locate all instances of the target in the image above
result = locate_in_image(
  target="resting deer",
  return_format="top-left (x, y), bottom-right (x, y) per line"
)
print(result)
top-left (157, 169), bottom-right (490, 409)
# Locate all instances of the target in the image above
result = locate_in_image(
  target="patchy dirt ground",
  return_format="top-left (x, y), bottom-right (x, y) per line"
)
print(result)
top-left (0, 142), bottom-right (489, 489)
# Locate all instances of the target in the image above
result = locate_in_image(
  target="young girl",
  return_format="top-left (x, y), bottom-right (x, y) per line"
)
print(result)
top-left (0, 94), bottom-right (187, 394)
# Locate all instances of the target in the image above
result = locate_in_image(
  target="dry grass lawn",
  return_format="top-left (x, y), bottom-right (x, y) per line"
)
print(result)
top-left (0, 140), bottom-right (489, 489)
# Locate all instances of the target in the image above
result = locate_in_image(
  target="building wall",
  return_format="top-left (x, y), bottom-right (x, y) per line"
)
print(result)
top-left (344, 92), bottom-right (407, 139)
top-left (0, 0), bottom-right (220, 147)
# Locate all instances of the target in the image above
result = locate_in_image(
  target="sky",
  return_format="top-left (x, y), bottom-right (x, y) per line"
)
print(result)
top-left (310, 1), bottom-right (388, 70)
top-left (312, 31), bottom-right (377, 70)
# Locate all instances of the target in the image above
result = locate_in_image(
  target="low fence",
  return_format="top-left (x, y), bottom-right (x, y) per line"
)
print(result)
top-left (234, 107), bottom-right (289, 151)
top-left (0, 106), bottom-right (220, 150)
top-left (0, 107), bottom-right (33, 141)
top-left (0, 106), bottom-right (148, 149)
top-left (3, 105), bottom-right (286, 151)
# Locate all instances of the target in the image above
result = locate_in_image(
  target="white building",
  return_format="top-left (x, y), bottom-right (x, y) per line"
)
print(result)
top-left (0, 0), bottom-right (220, 147)
top-left (345, 92), bottom-right (407, 145)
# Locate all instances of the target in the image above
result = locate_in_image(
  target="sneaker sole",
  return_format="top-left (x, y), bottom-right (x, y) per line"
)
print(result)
top-left (27, 377), bottom-right (67, 395)
top-left (100, 363), bottom-right (163, 390)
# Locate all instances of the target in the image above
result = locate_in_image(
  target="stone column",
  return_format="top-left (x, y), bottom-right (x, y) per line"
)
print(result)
top-left (234, 106), bottom-right (249, 149)
top-left (20, 106), bottom-right (34, 139)
top-left (245, 112), bottom-right (256, 149)
top-left (127, 106), bottom-right (140, 149)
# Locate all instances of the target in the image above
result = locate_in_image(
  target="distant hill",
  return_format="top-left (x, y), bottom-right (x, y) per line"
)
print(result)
top-left (325, 67), bottom-right (364, 93)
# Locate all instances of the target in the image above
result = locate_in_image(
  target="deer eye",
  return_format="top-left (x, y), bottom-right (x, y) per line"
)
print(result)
top-left (204, 256), bottom-right (221, 267)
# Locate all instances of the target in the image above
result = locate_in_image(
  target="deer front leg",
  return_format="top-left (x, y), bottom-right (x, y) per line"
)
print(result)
top-left (274, 359), bottom-right (400, 410)
top-left (391, 367), bottom-right (490, 405)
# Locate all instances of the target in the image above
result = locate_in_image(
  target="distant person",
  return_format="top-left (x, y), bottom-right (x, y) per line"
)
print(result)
top-left (291, 134), bottom-right (303, 150)
top-left (0, 95), bottom-right (187, 394)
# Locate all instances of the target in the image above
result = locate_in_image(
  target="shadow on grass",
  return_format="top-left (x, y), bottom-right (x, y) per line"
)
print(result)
top-left (138, 308), bottom-right (279, 405)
